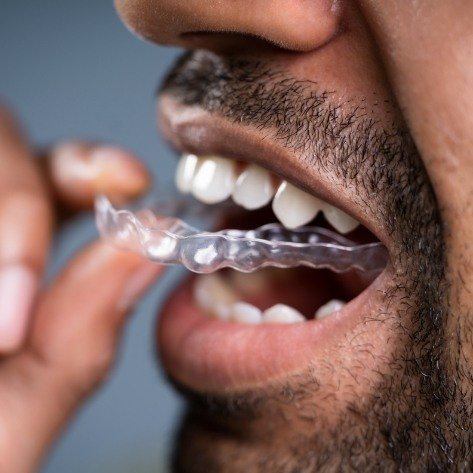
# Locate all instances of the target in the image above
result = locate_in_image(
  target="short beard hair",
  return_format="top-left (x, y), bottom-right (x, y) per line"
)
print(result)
top-left (160, 51), bottom-right (471, 472)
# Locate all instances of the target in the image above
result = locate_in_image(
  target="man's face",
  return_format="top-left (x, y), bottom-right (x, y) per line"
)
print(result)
top-left (116, 1), bottom-right (473, 471)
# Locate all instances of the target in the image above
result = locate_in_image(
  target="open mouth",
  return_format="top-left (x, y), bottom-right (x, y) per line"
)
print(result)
top-left (97, 149), bottom-right (387, 323)
top-left (174, 152), bottom-right (385, 324)
top-left (101, 95), bottom-right (395, 392)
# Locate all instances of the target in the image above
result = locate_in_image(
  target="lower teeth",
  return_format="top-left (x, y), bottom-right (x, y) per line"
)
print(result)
top-left (315, 299), bottom-right (346, 320)
top-left (193, 272), bottom-right (346, 325)
top-left (96, 196), bottom-right (378, 324)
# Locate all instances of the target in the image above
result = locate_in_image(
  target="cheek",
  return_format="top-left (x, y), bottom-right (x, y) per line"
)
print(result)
top-left (262, 283), bottom-right (409, 427)
top-left (425, 145), bottom-right (473, 366)
top-left (309, 310), bottom-right (402, 412)
top-left (441, 177), bottom-right (473, 381)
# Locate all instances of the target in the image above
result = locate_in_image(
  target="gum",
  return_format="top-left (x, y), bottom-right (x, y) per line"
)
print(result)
top-left (95, 195), bottom-right (388, 275)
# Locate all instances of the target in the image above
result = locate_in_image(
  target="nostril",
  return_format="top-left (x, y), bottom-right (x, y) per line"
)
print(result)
top-left (180, 31), bottom-right (285, 55)
top-left (115, 0), bottom-right (345, 53)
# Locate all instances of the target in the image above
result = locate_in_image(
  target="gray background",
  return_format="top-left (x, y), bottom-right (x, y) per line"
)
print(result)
top-left (1, 2), bottom-right (184, 472)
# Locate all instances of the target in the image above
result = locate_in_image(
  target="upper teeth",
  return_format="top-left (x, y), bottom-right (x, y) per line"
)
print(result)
top-left (322, 204), bottom-right (359, 234)
top-left (175, 153), bottom-right (360, 234)
top-left (175, 153), bottom-right (200, 193)
top-left (272, 181), bottom-right (323, 229)
top-left (191, 155), bottom-right (237, 204)
top-left (232, 164), bottom-right (275, 210)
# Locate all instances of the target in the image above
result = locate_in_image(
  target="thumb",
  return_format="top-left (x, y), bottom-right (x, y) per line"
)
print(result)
top-left (0, 242), bottom-right (163, 473)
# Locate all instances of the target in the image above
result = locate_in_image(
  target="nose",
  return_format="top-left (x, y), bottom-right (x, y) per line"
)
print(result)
top-left (115, 0), bottom-right (344, 52)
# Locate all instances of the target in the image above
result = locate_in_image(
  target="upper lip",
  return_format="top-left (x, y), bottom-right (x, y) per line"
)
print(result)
top-left (156, 91), bottom-right (396, 392)
top-left (158, 94), bottom-right (393, 258)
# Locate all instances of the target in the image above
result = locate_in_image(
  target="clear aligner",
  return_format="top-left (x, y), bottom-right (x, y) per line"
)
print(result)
top-left (95, 195), bottom-right (388, 275)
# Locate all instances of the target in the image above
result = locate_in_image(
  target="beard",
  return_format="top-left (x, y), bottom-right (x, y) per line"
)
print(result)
top-left (158, 51), bottom-right (470, 472)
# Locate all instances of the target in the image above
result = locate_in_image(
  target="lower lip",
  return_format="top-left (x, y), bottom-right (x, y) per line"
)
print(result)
top-left (157, 267), bottom-right (392, 393)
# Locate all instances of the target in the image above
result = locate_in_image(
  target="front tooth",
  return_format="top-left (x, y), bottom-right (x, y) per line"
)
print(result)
top-left (322, 204), bottom-right (359, 234)
top-left (229, 302), bottom-right (262, 324)
top-left (272, 181), bottom-right (323, 229)
top-left (192, 155), bottom-right (236, 204)
top-left (175, 153), bottom-right (200, 193)
top-left (232, 164), bottom-right (275, 210)
top-left (262, 304), bottom-right (305, 324)
top-left (315, 299), bottom-right (345, 319)
top-left (193, 274), bottom-right (238, 318)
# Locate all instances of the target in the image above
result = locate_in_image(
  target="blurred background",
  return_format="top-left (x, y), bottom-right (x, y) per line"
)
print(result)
top-left (1, 1), bottom-right (183, 472)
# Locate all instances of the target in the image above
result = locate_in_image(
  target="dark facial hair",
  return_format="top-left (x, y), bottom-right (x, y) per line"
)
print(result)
top-left (159, 50), bottom-right (470, 472)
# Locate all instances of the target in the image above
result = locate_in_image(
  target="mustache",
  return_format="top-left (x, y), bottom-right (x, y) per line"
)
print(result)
top-left (160, 51), bottom-right (457, 471)
top-left (160, 51), bottom-right (443, 272)
top-left (159, 47), bottom-right (447, 353)
top-left (159, 47), bottom-right (447, 366)
top-left (160, 50), bottom-right (448, 353)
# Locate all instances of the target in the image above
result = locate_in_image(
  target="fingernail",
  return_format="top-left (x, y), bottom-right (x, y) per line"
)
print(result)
top-left (52, 143), bottom-right (150, 207)
top-left (90, 147), bottom-right (150, 202)
top-left (117, 262), bottom-right (161, 312)
top-left (0, 265), bottom-right (37, 351)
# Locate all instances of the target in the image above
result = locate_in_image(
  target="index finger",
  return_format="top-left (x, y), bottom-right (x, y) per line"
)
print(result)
top-left (0, 107), bottom-right (53, 352)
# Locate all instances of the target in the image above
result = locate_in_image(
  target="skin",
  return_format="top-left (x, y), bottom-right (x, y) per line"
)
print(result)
top-left (155, 16), bottom-right (446, 473)
top-left (0, 108), bottom-right (163, 472)
top-left (0, 1), bottom-right (471, 472)
top-left (117, 0), bottom-right (473, 471)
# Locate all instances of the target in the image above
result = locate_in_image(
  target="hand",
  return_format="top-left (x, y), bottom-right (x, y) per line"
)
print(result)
top-left (0, 106), bottom-right (163, 473)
